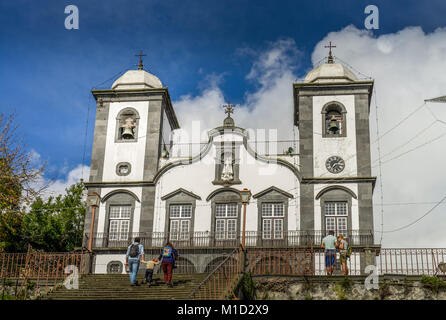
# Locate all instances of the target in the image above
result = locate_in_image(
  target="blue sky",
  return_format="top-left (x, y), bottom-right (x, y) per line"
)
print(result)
top-left (1, 0), bottom-right (446, 181)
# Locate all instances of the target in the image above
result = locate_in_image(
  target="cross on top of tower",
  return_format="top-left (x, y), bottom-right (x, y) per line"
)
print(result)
top-left (324, 41), bottom-right (336, 64)
top-left (223, 101), bottom-right (234, 118)
top-left (135, 50), bottom-right (147, 70)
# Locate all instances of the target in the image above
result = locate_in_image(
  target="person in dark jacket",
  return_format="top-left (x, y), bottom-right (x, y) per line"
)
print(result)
top-left (158, 242), bottom-right (178, 287)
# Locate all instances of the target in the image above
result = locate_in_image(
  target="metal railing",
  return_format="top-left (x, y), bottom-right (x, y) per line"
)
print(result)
top-left (248, 248), bottom-right (446, 276)
top-left (85, 230), bottom-right (374, 249)
top-left (0, 250), bottom-right (91, 300)
top-left (161, 140), bottom-right (299, 159)
top-left (247, 247), bottom-right (315, 275)
top-left (187, 247), bottom-right (243, 300)
top-left (247, 140), bottom-right (299, 156)
top-left (377, 248), bottom-right (446, 276)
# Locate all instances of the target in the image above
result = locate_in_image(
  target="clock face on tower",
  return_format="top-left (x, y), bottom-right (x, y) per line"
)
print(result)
top-left (325, 156), bottom-right (345, 174)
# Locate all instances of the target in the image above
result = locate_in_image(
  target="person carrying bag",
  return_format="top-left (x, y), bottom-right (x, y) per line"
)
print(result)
top-left (158, 242), bottom-right (178, 287)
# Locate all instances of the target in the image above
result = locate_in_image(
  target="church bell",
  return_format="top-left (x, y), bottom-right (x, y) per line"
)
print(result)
top-left (122, 127), bottom-right (134, 139)
top-left (328, 115), bottom-right (339, 134)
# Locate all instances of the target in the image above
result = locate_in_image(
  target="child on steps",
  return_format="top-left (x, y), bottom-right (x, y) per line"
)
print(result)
top-left (141, 258), bottom-right (160, 287)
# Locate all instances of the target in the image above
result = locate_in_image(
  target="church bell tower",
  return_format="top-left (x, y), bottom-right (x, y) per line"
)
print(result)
top-left (293, 44), bottom-right (376, 243)
top-left (84, 53), bottom-right (180, 241)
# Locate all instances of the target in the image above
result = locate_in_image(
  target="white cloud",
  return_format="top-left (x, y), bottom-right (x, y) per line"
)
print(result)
top-left (43, 164), bottom-right (90, 198)
top-left (30, 152), bottom-right (90, 199)
top-left (173, 27), bottom-right (446, 248)
top-left (174, 38), bottom-right (301, 142)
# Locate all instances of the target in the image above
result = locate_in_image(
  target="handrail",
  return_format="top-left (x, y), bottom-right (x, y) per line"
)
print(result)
top-left (85, 230), bottom-right (375, 249)
top-left (187, 247), bottom-right (243, 300)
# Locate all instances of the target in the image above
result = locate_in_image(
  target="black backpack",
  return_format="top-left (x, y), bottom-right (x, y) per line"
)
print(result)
top-left (129, 243), bottom-right (140, 258)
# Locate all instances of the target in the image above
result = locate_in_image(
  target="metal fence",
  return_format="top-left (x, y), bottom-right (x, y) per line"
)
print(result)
top-left (376, 248), bottom-right (446, 276)
top-left (0, 250), bottom-right (91, 299)
top-left (248, 248), bottom-right (446, 276)
top-left (161, 140), bottom-right (299, 159)
top-left (85, 230), bottom-right (374, 249)
top-left (187, 247), bottom-right (243, 300)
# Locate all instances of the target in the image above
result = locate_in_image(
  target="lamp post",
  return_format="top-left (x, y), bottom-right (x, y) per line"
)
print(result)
top-left (239, 188), bottom-right (252, 250)
top-left (86, 192), bottom-right (101, 252)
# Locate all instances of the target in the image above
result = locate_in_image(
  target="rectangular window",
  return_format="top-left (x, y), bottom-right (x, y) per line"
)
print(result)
top-left (227, 219), bottom-right (237, 239)
top-left (262, 219), bottom-right (272, 239)
top-left (180, 220), bottom-right (190, 240)
top-left (215, 203), bottom-right (237, 217)
top-left (214, 203), bottom-right (238, 240)
top-left (215, 219), bottom-right (226, 240)
top-left (169, 204), bottom-right (192, 241)
top-left (324, 201), bottom-right (348, 235)
top-left (108, 205), bottom-right (131, 241)
top-left (274, 219), bottom-right (283, 239)
top-left (261, 203), bottom-right (284, 239)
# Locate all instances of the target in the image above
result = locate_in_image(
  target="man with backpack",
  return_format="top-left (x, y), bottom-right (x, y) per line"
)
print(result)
top-left (158, 242), bottom-right (178, 287)
top-left (125, 237), bottom-right (145, 286)
top-left (337, 234), bottom-right (350, 275)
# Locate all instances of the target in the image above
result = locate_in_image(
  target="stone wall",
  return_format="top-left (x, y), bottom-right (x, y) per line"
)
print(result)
top-left (253, 275), bottom-right (446, 300)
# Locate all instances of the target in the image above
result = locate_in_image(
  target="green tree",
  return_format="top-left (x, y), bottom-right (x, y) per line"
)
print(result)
top-left (0, 210), bottom-right (26, 252)
top-left (22, 182), bottom-right (86, 252)
top-left (0, 112), bottom-right (46, 212)
top-left (0, 112), bottom-right (46, 252)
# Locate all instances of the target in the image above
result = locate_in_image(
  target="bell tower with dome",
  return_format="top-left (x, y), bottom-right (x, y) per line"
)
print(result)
top-left (84, 53), bottom-right (180, 240)
top-left (293, 44), bottom-right (376, 241)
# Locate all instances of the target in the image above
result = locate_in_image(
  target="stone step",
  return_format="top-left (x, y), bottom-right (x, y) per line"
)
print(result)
top-left (39, 273), bottom-right (206, 300)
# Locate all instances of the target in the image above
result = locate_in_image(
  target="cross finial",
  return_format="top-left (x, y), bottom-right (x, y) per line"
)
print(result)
top-left (324, 41), bottom-right (336, 64)
top-left (223, 101), bottom-right (234, 118)
top-left (135, 50), bottom-right (147, 70)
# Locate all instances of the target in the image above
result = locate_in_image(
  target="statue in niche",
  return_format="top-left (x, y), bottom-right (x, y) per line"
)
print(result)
top-left (221, 153), bottom-right (234, 181)
top-left (121, 117), bottom-right (136, 139)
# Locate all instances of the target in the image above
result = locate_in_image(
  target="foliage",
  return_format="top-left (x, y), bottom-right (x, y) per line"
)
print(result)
top-left (420, 275), bottom-right (446, 294)
top-left (0, 182), bottom-right (86, 252)
top-left (0, 112), bottom-right (46, 211)
top-left (340, 276), bottom-right (353, 291)
top-left (0, 210), bottom-right (26, 252)
top-left (240, 272), bottom-right (256, 300)
top-left (333, 284), bottom-right (348, 300)
top-left (1, 293), bottom-right (15, 300)
top-left (21, 182), bottom-right (86, 252)
top-left (0, 112), bottom-right (50, 252)
top-left (378, 281), bottom-right (391, 300)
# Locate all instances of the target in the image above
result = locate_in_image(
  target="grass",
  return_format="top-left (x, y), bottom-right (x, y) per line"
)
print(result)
top-left (420, 275), bottom-right (446, 294)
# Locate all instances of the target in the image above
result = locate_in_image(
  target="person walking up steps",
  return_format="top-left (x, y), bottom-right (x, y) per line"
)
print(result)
top-left (158, 242), bottom-right (178, 287)
top-left (125, 237), bottom-right (145, 286)
top-left (141, 258), bottom-right (160, 287)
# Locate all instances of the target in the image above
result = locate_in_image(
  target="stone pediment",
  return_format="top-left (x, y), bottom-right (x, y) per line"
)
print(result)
top-left (252, 186), bottom-right (294, 199)
top-left (161, 188), bottom-right (201, 201)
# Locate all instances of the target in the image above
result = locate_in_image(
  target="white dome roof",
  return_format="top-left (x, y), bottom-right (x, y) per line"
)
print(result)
top-left (304, 63), bottom-right (357, 83)
top-left (112, 69), bottom-right (163, 90)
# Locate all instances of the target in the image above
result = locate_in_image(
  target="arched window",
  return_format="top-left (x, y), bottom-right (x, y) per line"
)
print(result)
top-left (322, 102), bottom-right (347, 137)
top-left (115, 108), bottom-right (140, 142)
top-left (316, 186), bottom-right (356, 242)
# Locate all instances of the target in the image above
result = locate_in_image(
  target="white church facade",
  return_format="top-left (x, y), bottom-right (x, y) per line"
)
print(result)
top-left (84, 53), bottom-right (377, 274)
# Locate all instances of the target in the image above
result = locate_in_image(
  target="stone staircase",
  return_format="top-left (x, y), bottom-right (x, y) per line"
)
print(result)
top-left (39, 273), bottom-right (207, 300)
